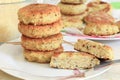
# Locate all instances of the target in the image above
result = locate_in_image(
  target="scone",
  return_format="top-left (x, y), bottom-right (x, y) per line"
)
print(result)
top-left (50, 51), bottom-right (100, 69)
top-left (84, 12), bottom-right (119, 36)
top-left (74, 39), bottom-right (114, 60)
top-left (84, 11), bottom-right (114, 24)
top-left (24, 46), bottom-right (63, 63)
top-left (58, 2), bottom-right (87, 15)
top-left (87, 1), bottom-right (111, 14)
top-left (61, 0), bottom-right (86, 4)
top-left (116, 21), bottom-right (120, 32)
top-left (62, 15), bottom-right (84, 28)
top-left (18, 4), bottom-right (61, 25)
top-left (84, 23), bottom-right (119, 36)
top-left (22, 33), bottom-right (63, 51)
top-left (18, 20), bottom-right (63, 38)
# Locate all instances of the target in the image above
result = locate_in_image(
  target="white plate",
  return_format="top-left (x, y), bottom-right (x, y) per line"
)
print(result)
top-left (0, 38), bottom-right (110, 80)
top-left (62, 28), bottom-right (120, 41)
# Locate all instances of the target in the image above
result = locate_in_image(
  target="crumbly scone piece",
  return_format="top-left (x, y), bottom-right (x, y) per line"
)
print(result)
top-left (18, 20), bottom-right (63, 38)
top-left (74, 39), bottom-right (114, 60)
top-left (24, 46), bottom-right (63, 63)
top-left (21, 33), bottom-right (63, 51)
top-left (50, 51), bottom-right (100, 69)
top-left (58, 2), bottom-right (87, 15)
top-left (84, 23), bottom-right (119, 36)
top-left (18, 4), bottom-right (61, 25)
top-left (61, 0), bottom-right (86, 4)
top-left (87, 1), bottom-right (111, 14)
top-left (116, 21), bottom-right (120, 32)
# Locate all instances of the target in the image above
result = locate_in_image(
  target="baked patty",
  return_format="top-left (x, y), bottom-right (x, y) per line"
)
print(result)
top-left (24, 46), bottom-right (63, 63)
top-left (87, 1), bottom-right (111, 14)
top-left (84, 11), bottom-right (114, 24)
top-left (74, 39), bottom-right (114, 60)
top-left (61, 0), bottom-right (86, 4)
top-left (18, 4), bottom-right (61, 25)
top-left (50, 51), bottom-right (100, 69)
top-left (18, 20), bottom-right (63, 38)
top-left (21, 33), bottom-right (63, 51)
top-left (58, 2), bottom-right (87, 15)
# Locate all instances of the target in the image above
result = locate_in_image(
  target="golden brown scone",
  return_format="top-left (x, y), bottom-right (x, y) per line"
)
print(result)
top-left (58, 2), bottom-right (87, 15)
top-left (116, 21), bottom-right (120, 32)
top-left (87, 1), bottom-right (112, 14)
top-left (61, 0), bottom-right (86, 4)
top-left (50, 51), bottom-right (100, 69)
top-left (21, 33), bottom-right (63, 51)
top-left (24, 46), bottom-right (63, 63)
top-left (18, 4), bottom-right (61, 25)
top-left (62, 15), bottom-right (83, 28)
top-left (18, 20), bottom-right (63, 38)
top-left (84, 11), bottom-right (115, 24)
top-left (84, 23), bottom-right (119, 36)
top-left (74, 39), bottom-right (114, 60)
top-left (84, 12), bottom-right (119, 36)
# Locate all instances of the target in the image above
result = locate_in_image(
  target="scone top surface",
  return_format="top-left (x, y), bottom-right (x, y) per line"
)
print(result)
top-left (18, 4), bottom-right (61, 25)
top-left (84, 12), bottom-right (115, 24)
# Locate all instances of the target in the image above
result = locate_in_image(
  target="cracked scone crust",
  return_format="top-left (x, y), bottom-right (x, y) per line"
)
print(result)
top-left (21, 33), bottom-right (63, 51)
top-left (50, 51), bottom-right (100, 69)
top-left (24, 46), bottom-right (63, 63)
top-left (18, 4), bottom-right (61, 25)
top-left (18, 20), bottom-right (63, 38)
top-left (74, 39), bottom-right (114, 60)
top-left (61, 0), bottom-right (86, 4)
top-left (58, 2), bottom-right (87, 15)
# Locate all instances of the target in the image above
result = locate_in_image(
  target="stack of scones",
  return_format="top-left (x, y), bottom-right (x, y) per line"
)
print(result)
top-left (18, 4), bottom-right (63, 63)
top-left (58, 0), bottom-right (88, 28)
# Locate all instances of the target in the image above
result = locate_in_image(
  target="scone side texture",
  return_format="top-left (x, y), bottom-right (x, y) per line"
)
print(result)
top-left (58, 2), bottom-right (87, 15)
top-left (18, 20), bottom-right (63, 38)
top-left (84, 23), bottom-right (119, 36)
top-left (24, 46), bottom-right (63, 63)
top-left (21, 33), bottom-right (63, 51)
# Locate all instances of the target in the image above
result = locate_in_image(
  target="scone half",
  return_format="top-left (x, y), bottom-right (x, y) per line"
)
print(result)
top-left (50, 51), bottom-right (100, 69)
top-left (74, 39), bottom-right (114, 60)
top-left (21, 33), bottom-right (63, 51)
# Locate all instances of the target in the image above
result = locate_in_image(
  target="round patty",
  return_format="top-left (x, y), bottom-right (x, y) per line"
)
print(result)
top-left (24, 46), bottom-right (63, 63)
top-left (18, 20), bottom-right (63, 38)
top-left (61, 0), bottom-right (86, 4)
top-left (84, 11), bottom-right (115, 24)
top-left (58, 2), bottom-right (87, 15)
top-left (18, 4), bottom-right (61, 25)
top-left (21, 33), bottom-right (63, 51)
